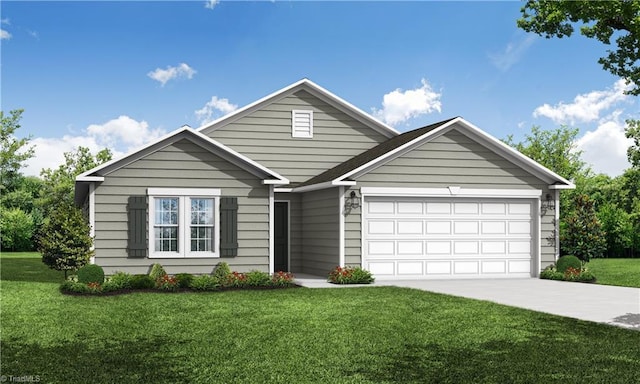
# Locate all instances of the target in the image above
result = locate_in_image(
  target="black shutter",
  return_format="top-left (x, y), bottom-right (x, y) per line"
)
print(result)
top-left (219, 197), bottom-right (238, 257)
top-left (127, 195), bottom-right (147, 258)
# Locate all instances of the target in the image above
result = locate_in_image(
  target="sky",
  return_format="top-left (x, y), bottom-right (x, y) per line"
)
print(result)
top-left (2, 1), bottom-right (637, 177)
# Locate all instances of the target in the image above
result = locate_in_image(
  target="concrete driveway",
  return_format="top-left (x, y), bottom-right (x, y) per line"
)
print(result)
top-left (295, 276), bottom-right (640, 329)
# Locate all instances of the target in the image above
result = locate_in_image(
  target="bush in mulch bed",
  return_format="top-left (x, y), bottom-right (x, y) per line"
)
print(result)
top-left (60, 263), bottom-right (298, 296)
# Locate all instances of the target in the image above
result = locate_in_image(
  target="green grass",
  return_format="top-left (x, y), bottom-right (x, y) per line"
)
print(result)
top-left (2, 253), bottom-right (640, 383)
top-left (587, 258), bottom-right (640, 288)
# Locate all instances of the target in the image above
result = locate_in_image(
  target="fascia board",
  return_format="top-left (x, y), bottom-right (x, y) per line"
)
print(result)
top-left (292, 180), bottom-right (355, 193)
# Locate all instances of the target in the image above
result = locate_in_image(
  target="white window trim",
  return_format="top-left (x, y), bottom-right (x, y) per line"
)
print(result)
top-left (292, 109), bottom-right (313, 138)
top-left (148, 188), bottom-right (221, 258)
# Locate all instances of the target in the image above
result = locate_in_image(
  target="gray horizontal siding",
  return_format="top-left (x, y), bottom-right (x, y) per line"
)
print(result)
top-left (356, 131), bottom-right (544, 189)
top-left (204, 90), bottom-right (388, 184)
top-left (93, 139), bottom-right (270, 275)
top-left (301, 188), bottom-right (339, 276)
top-left (348, 130), bottom-right (557, 274)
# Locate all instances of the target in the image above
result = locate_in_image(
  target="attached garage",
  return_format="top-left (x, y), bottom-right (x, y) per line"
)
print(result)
top-left (362, 189), bottom-right (540, 279)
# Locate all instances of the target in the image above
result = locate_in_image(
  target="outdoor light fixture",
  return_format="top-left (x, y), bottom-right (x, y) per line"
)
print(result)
top-left (345, 190), bottom-right (360, 210)
top-left (541, 193), bottom-right (555, 215)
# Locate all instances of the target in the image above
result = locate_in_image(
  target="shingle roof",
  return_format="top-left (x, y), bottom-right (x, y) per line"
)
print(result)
top-left (297, 117), bottom-right (459, 187)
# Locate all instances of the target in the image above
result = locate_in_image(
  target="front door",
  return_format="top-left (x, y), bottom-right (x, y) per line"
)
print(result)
top-left (274, 202), bottom-right (289, 272)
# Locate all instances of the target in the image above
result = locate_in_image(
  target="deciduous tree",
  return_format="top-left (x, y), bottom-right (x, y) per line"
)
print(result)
top-left (1, 109), bottom-right (34, 192)
top-left (518, 0), bottom-right (640, 95)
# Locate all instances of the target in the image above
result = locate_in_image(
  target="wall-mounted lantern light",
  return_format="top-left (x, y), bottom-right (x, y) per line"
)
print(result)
top-left (541, 193), bottom-right (555, 216)
top-left (345, 190), bottom-right (360, 210)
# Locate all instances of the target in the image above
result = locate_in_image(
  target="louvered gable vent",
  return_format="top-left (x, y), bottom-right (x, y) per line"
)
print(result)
top-left (292, 110), bottom-right (313, 138)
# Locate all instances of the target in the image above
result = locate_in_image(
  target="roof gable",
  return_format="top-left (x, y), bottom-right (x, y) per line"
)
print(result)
top-left (296, 118), bottom-right (458, 189)
top-left (197, 78), bottom-right (399, 139)
top-left (294, 117), bottom-right (574, 191)
top-left (76, 127), bottom-right (288, 184)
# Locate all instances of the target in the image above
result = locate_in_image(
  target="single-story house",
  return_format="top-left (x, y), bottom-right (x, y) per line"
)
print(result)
top-left (75, 79), bottom-right (574, 279)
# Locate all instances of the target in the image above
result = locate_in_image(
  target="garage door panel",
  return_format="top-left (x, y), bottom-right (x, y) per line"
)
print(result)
top-left (426, 261), bottom-right (451, 275)
top-left (509, 203), bottom-right (531, 215)
top-left (397, 202), bottom-right (423, 214)
top-left (482, 203), bottom-right (506, 214)
top-left (482, 241), bottom-right (506, 254)
top-left (454, 221), bottom-right (479, 234)
top-left (398, 261), bottom-right (423, 275)
top-left (509, 241), bottom-right (531, 253)
top-left (368, 241), bottom-right (394, 255)
top-left (426, 202), bottom-right (451, 214)
top-left (369, 262), bottom-right (395, 275)
top-left (481, 221), bottom-right (506, 234)
top-left (454, 261), bottom-right (479, 274)
top-left (397, 221), bottom-right (423, 234)
top-left (454, 203), bottom-right (479, 214)
top-left (453, 241), bottom-right (479, 254)
top-left (508, 221), bottom-right (531, 235)
top-left (509, 260), bottom-right (531, 273)
top-left (482, 261), bottom-right (506, 274)
top-left (426, 221), bottom-right (451, 234)
top-left (426, 241), bottom-right (451, 254)
top-left (368, 201), bottom-right (395, 214)
top-left (368, 221), bottom-right (394, 234)
top-left (364, 197), bottom-right (534, 279)
top-left (397, 241), bottom-right (424, 255)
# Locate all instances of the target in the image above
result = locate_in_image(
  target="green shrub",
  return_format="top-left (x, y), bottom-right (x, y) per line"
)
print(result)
top-left (175, 273), bottom-right (194, 289)
top-left (77, 264), bottom-right (105, 284)
top-left (540, 264), bottom-right (596, 283)
top-left (212, 262), bottom-right (231, 281)
top-left (130, 274), bottom-right (155, 289)
top-left (149, 263), bottom-right (167, 281)
top-left (540, 265), bottom-right (564, 280)
top-left (101, 281), bottom-right (121, 292)
top-left (244, 270), bottom-right (271, 287)
top-left (556, 255), bottom-right (582, 273)
top-left (224, 272), bottom-right (248, 288)
top-left (60, 281), bottom-right (88, 294)
top-left (106, 271), bottom-right (132, 290)
top-left (190, 275), bottom-right (220, 291)
top-left (328, 266), bottom-right (374, 284)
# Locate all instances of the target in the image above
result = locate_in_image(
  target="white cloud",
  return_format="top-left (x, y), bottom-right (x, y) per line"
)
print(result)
top-left (489, 34), bottom-right (536, 71)
top-left (195, 96), bottom-right (238, 125)
top-left (204, 0), bottom-right (220, 10)
top-left (86, 115), bottom-right (165, 149)
top-left (372, 79), bottom-right (442, 126)
top-left (533, 79), bottom-right (632, 125)
top-left (23, 116), bottom-right (166, 176)
top-left (575, 112), bottom-right (632, 176)
top-left (0, 29), bottom-right (11, 40)
top-left (147, 63), bottom-right (196, 86)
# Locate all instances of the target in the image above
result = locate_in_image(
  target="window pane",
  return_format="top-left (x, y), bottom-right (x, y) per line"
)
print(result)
top-left (190, 226), bottom-right (212, 252)
top-left (191, 199), bottom-right (213, 225)
top-left (155, 198), bottom-right (178, 225)
top-left (154, 226), bottom-right (178, 252)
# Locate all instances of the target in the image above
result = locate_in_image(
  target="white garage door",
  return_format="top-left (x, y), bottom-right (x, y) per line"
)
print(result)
top-left (363, 197), bottom-right (534, 279)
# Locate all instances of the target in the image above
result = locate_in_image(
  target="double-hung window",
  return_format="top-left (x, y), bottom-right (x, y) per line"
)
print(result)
top-left (148, 188), bottom-right (220, 258)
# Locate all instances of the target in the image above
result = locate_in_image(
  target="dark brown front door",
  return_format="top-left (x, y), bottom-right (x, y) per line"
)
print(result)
top-left (274, 202), bottom-right (289, 272)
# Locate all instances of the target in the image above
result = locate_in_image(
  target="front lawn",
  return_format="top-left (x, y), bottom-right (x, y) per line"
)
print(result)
top-left (587, 258), bottom-right (640, 288)
top-left (2, 252), bottom-right (640, 383)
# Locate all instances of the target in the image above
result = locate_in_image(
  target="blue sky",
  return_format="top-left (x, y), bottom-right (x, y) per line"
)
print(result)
top-left (2, 1), bottom-right (637, 177)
